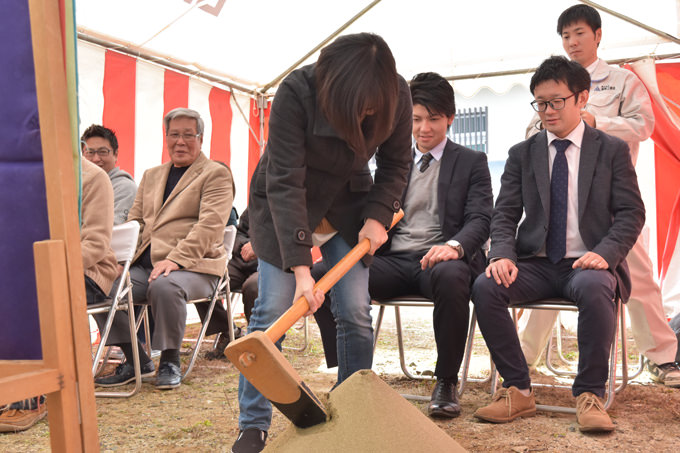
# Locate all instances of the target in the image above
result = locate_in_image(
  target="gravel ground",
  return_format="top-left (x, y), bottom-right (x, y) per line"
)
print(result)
top-left (1, 306), bottom-right (679, 452)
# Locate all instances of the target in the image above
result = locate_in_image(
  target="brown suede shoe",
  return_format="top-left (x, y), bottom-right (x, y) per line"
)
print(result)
top-left (575, 392), bottom-right (615, 433)
top-left (474, 386), bottom-right (536, 423)
top-left (0, 406), bottom-right (47, 433)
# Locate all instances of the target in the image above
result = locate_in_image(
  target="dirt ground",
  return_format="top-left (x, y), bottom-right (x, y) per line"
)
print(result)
top-left (2, 306), bottom-right (679, 452)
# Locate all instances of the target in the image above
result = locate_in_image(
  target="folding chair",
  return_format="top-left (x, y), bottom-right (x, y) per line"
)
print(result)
top-left (283, 318), bottom-right (309, 352)
top-left (488, 297), bottom-right (629, 414)
top-left (182, 225), bottom-right (237, 380)
top-left (372, 296), bottom-right (492, 401)
top-left (546, 311), bottom-right (645, 380)
top-left (87, 221), bottom-right (144, 398)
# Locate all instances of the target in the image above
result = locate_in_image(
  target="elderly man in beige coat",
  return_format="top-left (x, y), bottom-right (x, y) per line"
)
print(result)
top-left (95, 108), bottom-right (234, 390)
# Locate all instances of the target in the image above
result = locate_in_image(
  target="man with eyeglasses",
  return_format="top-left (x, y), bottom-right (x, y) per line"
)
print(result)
top-left (94, 107), bottom-right (234, 390)
top-left (471, 56), bottom-right (644, 432)
top-left (520, 4), bottom-right (680, 388)
top-left (81, 124), bottom-right (137, 225)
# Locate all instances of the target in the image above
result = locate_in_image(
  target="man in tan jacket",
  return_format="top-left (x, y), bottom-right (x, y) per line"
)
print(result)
top-left (95, 108), bottom-right (234, 390)
top-left (1, 158), bottom-right (120, 432)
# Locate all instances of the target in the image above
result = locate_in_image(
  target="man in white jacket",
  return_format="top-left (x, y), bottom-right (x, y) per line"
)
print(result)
top-left (521, 4), bottom-right (680, 387)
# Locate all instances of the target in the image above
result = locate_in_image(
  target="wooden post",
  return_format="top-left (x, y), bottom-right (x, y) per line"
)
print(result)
top-left (34, 240), bottom-right (84, 451)
top-left (27, 0), bottom-right (100, 450)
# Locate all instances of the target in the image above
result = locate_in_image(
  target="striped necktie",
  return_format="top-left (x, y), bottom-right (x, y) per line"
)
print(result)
top-left (419, 153), bottom-right (434, 172)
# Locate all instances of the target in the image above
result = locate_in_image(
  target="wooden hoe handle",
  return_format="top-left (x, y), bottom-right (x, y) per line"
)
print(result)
top-left (265, 210), bottom-right (404, 342)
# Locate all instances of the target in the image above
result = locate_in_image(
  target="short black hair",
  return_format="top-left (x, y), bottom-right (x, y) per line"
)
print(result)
top-left (316, 33), bottom-right (399, 154)
top-left (80, 124), bottom-right (119, 154)
top-left (557, 4), bottom-right (601, 35)
top-left (530, 56), bottom-right (590, 96)
top-left (409, 72), bottom-right (455, 117)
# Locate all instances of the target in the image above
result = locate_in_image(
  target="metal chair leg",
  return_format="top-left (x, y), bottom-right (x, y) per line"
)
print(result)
top-left (283, 317), bottom-right (309, 352)
top-left (372, 305), bottom-right (386, 354)
top-left (95, 293), bottom-right (142, 398)
top-left (182, 288), bottom-right (221, 380)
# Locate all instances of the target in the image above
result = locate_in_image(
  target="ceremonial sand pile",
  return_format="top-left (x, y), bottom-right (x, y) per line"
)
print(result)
top-left (265, 370), bottom-right (466, 452)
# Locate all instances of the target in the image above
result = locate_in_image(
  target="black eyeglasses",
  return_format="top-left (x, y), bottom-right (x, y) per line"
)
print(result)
top-left (530, 93), bottom-right (576, 112)
top-left (167, 133), bottom-right (201, 142)
top-left (82, 145), bottom-right (112, 157)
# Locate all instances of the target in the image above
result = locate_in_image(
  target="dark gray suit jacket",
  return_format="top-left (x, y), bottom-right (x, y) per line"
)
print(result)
top-left (380, 139), bottom-right (493, 277)
top-left (489, 124), bottom-right (645, 301)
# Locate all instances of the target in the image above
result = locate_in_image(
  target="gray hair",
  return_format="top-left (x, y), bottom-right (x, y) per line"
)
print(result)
top-left (164, 108), bottom-right (204, 136)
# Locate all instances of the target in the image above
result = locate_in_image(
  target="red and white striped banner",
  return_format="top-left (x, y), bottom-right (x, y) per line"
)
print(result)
top-left (77, 40), bottom-right (260, 212)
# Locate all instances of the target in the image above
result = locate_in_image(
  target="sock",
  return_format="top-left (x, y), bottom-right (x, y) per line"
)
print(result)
top-left (118, 343), bottom-right (151, 366)
top-left (517, 388), bottom-right (532, 397)
top-left (160, 349), bottom-right (180, 366)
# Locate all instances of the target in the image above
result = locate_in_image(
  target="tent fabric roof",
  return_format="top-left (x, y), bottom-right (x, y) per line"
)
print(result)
top-left (76, 0), bottom-right (679, 96)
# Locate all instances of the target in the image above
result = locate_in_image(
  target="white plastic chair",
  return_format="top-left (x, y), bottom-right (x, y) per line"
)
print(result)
top-left (182, 225), bottom-right (237, 379)
top-left (87, 221), bottom-right (144, 398)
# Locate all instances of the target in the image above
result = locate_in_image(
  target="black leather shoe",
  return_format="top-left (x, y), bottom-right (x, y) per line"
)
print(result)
top-left (231, 428), bottom-right (267, 453)
top-left (204, 327), bottom-right (243, 360)
top-left (95, 360), bottom-right (155, 387)
top-left (427, 378), bottom-right (461, 418)
top-left (156, 361), bottom-right (181, 389)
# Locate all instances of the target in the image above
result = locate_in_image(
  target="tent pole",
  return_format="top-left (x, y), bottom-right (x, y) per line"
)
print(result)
top-left (580, 0), bottom-right (680, 45)
top-left (261, 0), bottom-right (383, 93)
top-left (445, 52), bottom-right (680, 82)
top-left (257, 94), bottom-right (268, 156)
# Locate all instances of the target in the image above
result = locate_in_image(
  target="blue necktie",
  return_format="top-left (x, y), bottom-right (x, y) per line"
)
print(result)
top-left (419, 153), bottom-right (434, 172)
top-left (546, 139), bottom-right (570, 264)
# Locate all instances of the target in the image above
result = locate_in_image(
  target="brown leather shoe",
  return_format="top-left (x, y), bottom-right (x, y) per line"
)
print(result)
top-left (576, 392), bottom-right (615, 432)
top-left (474, 386), bottom-right (536, 423)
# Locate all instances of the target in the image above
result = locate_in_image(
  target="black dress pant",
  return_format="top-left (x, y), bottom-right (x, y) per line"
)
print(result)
top-left (313, 250), bottom-right (472, 382)
top-left (228, 259), bottom-right (258, 323)
top-left (471, 257), bottom-right (617, 397)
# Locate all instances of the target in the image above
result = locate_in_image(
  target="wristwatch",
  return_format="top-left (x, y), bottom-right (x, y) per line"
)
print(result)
top-left (446, 240), bottom-right (464, 258)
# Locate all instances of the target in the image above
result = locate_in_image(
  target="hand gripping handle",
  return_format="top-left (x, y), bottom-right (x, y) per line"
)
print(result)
top-left (265, 210), bottom-right (404, 342)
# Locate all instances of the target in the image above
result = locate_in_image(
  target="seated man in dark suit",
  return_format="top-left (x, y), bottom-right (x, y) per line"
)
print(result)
top-left (205, 207), bottom-right (258, 359)
top-left (314, 72), bottom-right (493, 418)
top-left (471, 56), bottom-right (645, 432)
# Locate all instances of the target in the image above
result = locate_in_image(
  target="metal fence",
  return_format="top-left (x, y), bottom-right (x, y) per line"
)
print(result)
top-left (450, 106), bottom-right (488, 153)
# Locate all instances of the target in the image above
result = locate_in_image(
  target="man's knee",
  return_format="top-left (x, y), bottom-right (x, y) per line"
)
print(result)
top-left (471, 272), bottom-right (498, 303)
top-left (570, 270), bottom-right (616, 302)
top-left (147, 275), bottom-right (186, 305)
top-left (430, 260), bottom-right (470, 289)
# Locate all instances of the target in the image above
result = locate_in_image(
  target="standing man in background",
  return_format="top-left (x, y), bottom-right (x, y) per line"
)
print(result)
top-left (520, 4), bottom-right (680, 387)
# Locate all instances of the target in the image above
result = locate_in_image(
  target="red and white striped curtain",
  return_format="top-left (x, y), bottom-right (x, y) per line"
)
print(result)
top-left (77, 40), bottom-right (264, 212)
top-left (631, 59), bottom-right (680, 318)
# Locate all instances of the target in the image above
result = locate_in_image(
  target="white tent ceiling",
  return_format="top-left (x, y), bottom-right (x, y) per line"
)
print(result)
top-left (76, 0), bottom-right (679, 95)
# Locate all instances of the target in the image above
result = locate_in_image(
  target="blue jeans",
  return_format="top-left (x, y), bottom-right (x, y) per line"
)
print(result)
top-left (238, 234), bottom-right (373, 431)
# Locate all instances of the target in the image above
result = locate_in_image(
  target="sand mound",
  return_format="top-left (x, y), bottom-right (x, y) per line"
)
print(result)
top-left (265, 370), bottom-right (466, 452)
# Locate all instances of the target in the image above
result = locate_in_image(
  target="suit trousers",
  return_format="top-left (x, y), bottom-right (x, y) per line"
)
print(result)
top-left (369, 251), bottom-right (472, 381)
top-left (95, 264), bottom-right (222, 351)
top-left (228, 260), bottom-right (258, 323)
top-left (518, 235), bottom-right (678, 366)
top-left (311, 251), bottom-right (473, 378)
top-left (472, 257), bottom-right (617, 398)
